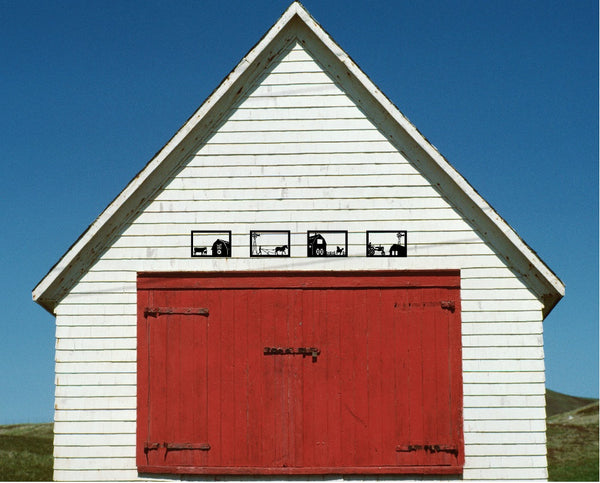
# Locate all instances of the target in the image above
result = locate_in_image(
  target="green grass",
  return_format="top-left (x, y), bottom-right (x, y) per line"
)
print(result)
top-left (0, 423), bottom-right (53, 481)
top-left (0, 390), bottom-right (597, 481)
top-left (547, 395), bottom-right (599, 482)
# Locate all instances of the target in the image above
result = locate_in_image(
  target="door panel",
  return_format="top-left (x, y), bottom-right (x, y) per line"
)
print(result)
top-left (137, 271), bottom-right (463, 475)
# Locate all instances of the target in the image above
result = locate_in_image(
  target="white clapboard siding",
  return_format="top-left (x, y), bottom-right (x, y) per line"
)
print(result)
top-left (53, 470), bottom-right (140, 482)
top-left (56, 338), bottom-right (136, 351)
top-left (463, 468), bottom-right (547, 480)
top-left (463, 395), bottom-right (546, 408)
top-left (54, 409), bottom-right (136, 423)
top-left (464, 431), bottom-right (546, 445)
top-left (54, 445), bottom-right (135, 458)
top-left (462, 322), bottom-right (543, 335)
top-left (465, 444), bottom-right (546, 456)
top-left (55, 385), bottom-right (136, 398)
top-left (55, 373), bottom-right (136, 386)
top-left (464, 419), bottom-right (546, 432)
top-left (51, 38), bottom-right (550, 482)
top-left (54, 432), bottom-right (135, 447)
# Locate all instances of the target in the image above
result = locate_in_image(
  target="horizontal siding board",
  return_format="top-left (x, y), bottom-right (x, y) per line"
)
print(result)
top-left (123, 219), bottom-right (476, 236)
top-left (55, 385), bottom-right (136, 398)
top-left (268, 59), bottom-right (325, 74)
top-left (56, 338), bottom-right (136, 351)
top-left (464, 407), bottom-right (546, 420)
top-left (53, 469), bottom-right (139, 481)
top-left (54, 409), bottom-right (136, 422)
top-left (227, 104), bottom-right (365, 120)
top-left (466, 455), bottom-right (547, 468)
top-left (463, 468), bottom-right (547, 480)
top-left (55, 304), bottom-right (137, 316)
top-left (54, 445), bottom-right (134, 458)
top-left (463, 359), bottom-right (545, 373)
top-left (56, 396), bottom-right (135, 411)
top-left (188, 151), bottom-right (408, 166)
top-left (55, 373), bottom-right (136, 386)
top-left (166, 162), bottom-right (422, 179)
top-left (55, 457), bottom-right (135, 471)
top-left (463, 395), bottom-right (546, 408)
top-left (157, 186), bottom-right (448, 201)
top-left (206, 125), bottom-right (384, 143)
top-left (463, 419), bottom-right (546, 432)
top-left (463, 383), bottom-right (546, 396)
top-left (133, 207), bottom-right (462, 224)
top-left (217, 117), bottom-right (376, 132)
top-left (207, 127), bottom-right (387, 143)
top-left (56, 349), bottom-right (136, 363)
top-left (461, 311), bottom-right (542, 323)
top-left (56, 327), bottom-right (136, 339)
top-left (462, 334), bottom-right (543, 347)
top-left (464, 432), bottom-right (546, 445)
top-left (248, 82), bottom-right (343, 97)
top-left (197, 140), bottom-right (397, 155)
top-left (462, 372), bottom-right (545, 384)
top-left (254, 71), bottom-right (335, 86)
top-left (54, 433), bottom-right (135, 446)
top-left (142, 196), bottom-right (458, 214)
top-left (462, 322), bottom-right (543, 335)
top-left (56, 362), bottom-right (136, 374)
top-left (461, 277), bottom-right (530, 290)
top-left (462, 300), bottom-right (543, 312)
top-left (462, 346), bottom-right (544, 359)
top-left (164, 173), bottom-right (431, 190)
top-left (55, 314), bottom-right (136, 325)
top-left (465, 444), bottom-right (546, 456)
top-left (54, 421), bottom-right (136, 435)
top-left (59, 293), bottom-right (135, 305)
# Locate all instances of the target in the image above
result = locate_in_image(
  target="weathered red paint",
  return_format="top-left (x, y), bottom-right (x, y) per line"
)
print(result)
top-left (137, 271), bottom-right (464, 475)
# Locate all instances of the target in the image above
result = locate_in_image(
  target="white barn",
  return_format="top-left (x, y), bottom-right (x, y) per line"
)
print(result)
top-left (33, 3), bottom-right (564, 481)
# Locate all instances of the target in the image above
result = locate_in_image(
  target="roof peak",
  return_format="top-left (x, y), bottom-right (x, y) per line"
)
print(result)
top-left (32, 2), bottom-right (563, 316)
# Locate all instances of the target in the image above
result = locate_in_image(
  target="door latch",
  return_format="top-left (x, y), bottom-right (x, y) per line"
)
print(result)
top-left (264, 347), bottom-right (320, 362)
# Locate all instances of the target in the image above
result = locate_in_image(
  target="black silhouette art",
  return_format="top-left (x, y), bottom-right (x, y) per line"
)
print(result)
top-left (191, 231), bottom-right (232, 257)
top-left (307, 231), bottom-right (347, 257)
top-left (250, 231), bottom-right (291, 257)
top-left (366, 231), bottom-right (407, 257)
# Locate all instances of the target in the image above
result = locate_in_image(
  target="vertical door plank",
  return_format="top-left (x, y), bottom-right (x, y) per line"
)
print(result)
top-left (207, 289), bottom-right (222, 466)
top-left (218, 287), bottom-right (235, 466)
top-left (352, 289), bottom-right (370, 466)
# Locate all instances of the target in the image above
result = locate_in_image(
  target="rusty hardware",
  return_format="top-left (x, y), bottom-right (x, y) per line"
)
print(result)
top-left (440, 301), bottom-right (456, 313)
top-left (395, 444), bottom-right (458, 456)
top-left (144, 307), bottom-right (209, 318)
top-left (144, 442), bottom-right (211, 454)
top-left (264, 347), bottom-right (320, 362)
top-left (392, 301), bottom-right (456, 312)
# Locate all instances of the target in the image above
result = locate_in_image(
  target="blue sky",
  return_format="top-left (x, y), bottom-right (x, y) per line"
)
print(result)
top-left (1, 1), bottom-right (597, 423)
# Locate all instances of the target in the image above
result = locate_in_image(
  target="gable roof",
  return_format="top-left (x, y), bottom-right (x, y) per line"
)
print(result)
top-left (32, 1), bottom-right (564, 316)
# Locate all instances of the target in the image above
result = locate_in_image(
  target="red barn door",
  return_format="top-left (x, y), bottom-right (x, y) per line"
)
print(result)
top-left (137, 271), bottom-right (463, 475)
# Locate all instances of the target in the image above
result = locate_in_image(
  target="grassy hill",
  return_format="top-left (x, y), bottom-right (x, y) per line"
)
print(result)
top-left (546, 394), bottom-right (599, 481)
top-left (0, 390), bottom-right (597, 481)
top-left (546, 388), bottom-right (597, 417)
top-left (0, 423), bottom-right (53, 481)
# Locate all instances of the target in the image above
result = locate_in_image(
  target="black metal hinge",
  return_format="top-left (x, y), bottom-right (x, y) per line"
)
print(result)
top-left (396, 444), bottom-right (458, 456)
top-left (144, 307), bottom-right (209, 318)
top-left (144, 442), bottom-right (211, 454)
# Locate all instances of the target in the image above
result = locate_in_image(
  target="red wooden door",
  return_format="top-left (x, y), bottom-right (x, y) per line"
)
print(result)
top-left (137, 271), bottom-right (463, 475)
